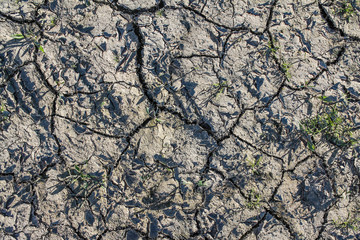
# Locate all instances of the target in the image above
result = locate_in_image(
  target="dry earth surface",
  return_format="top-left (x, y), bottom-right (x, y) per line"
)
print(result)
top-left (1, 0), bottom-right (360, 239)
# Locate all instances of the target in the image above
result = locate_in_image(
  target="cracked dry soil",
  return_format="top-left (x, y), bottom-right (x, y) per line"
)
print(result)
top-left (1, 0), bottom-right (360, 239)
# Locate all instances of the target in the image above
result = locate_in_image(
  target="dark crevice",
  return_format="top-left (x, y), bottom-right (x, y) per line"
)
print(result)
top-left (232, 133), bottom-right (285, 163)
top-left (268, 169), bottom-right (286, 203)
top-left (132, 21), bottom-right (156, 105)
top-left (189, 209), bottom-right (202, 237)
top-left (67, 223), bottom-right (88, 240)
top-left (0, 60), bottom-right (34, 88)
top-left (285, 155), bottom-right (313, 172)
top-left (93, 0), bottom-right (165, 15)
top-left (265, 207), bottom-right (297, 239)
top-left (112, 117), bottom-right (152, 170)
top-left (63, 90), bottom-right (103, 97)
top-left (209, 167), bottom-right (226, 180)
top-left (201, 147), bottom-right (218, 177)
top-left (55, 114), bottom-right (130, 139)
top-left (228, 178), bottom-right (248, 200)
top-left (315, 200), bottom-right (338, 240)
top-left (181, 4), bottom-right (262, 35)
top-left (174, 54), bottom-right (219, 59)
top-left (318, 1), bottom-right (345, 37)
top-left (33, 61), bottom-right (58, 95)
top-left (239, 211), bottom-right (268, 240)
top-left (264, 0), bottom-right (278, 33)
top-left (314, 152), bottom-right (341, 198)
top-left (0, 11), bottom-right (36, 24)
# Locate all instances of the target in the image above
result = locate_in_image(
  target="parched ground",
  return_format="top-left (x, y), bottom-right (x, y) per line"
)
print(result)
top-left (1, 0), bottom-right (360, 239)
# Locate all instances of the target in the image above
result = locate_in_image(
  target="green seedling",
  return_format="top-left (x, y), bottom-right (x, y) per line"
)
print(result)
top-left (281, 62), bottom-right (291, 80)
top-left (114, 54), bottom-right (120, 63)
top-left (62, 165), bottom-right (105, 199)
top-left (213, 81), bottom-right (228, 97)
top-left (300, 103), bottom-right (358, 149)
top-left (307, 140), bottom-right (316, 151)
top-left (146, 107), bottom-right (163, 126)
top-left (141, 174), bottom-right (151, 182)
top-left (50, 17), bottom-right (57, 27)
top-left (318, 96), bottom-right (333, 103)
top-left (197, 180), bottom-right (206, 187)
top-left (55, 80), bottom-right (65, 87)
top-left (0, 103), bottom-right (8, 123)
top-left (156, 10), bottom-right (164, 17)
top-left (11, 34), bottom-right (25, 39)
top-left (335, 1), bottom-right (356, 21)
top-left (333, 214), bottom-right (360, 231)
top-left (246, 189), bottom-right (261, 209)
top-left (267, 40), bottom-right (279, 54)
top-left (246, 155), bottom-right (262, 175)
top-left (11, 32), bottom-right (45, 53)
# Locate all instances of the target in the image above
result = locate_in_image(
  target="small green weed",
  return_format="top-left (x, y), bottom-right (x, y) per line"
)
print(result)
top-left (333, 214), bottom-right (360, 231)
top-left (300, 103), bottom-right (358, 150)
top-left (146, 107), bottom-right (163, 126)
top-left (246, 155), bottom-right (262, 175)
top-left (0, 103), bottom-right (9, 126)
top-left (156, 10), bottom-right (164, 17)
top-left (281, 62), bottom-right (291, 80)
top-left (212, 81), bottom-right (228, 98)
top-left (267, 40), bottom-right (279, 55)
top-left (62, 164), bottom-right (106, 199)
top-left (50, 17), bottom-right (57, 27)
top-left (141, 173), bottom-right (151, 182)
top-left (197, 180), bottom-right (206, 187)
top-left (11, 32), bottom-right (45, 53)
top-left (335, 1), bottom-right (357, 21)
top-left (114, 54), bottom-right (120, 63)
top-left (246, 189), bottom-right (261, 209)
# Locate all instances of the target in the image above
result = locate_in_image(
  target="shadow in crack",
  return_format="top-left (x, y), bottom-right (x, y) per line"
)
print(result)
top-left (0, 35), bottom-right (35, 67)
top-left (296, 167), bottom-right (334, 213)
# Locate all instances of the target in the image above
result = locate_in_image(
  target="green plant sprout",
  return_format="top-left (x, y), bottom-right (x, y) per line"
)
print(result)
top-left (156, 10), bottom-right (164, 17)
top-left (307, 140), bottom-right (316, 152)
top-left (213, 81), bottom-right (228, 98)
top-left (114, 54), bottom-right (120, 63)
top-left (300, 103), bottom-right (358, 150)
top-left (146, 107), bottom-right (163, 126)
top-left (11, 32), bottom-right (45, 53)
top-left (50, 17), bottom-right (57, 27)
top-left (267, 40), bottom-right (279, 54)
top-left (0, 103), bottom-right (8, 123)
top-left (141, 173), bottom-right (151, 182)
top-left (281, 62), bottom-right (291, 80)
top-left (333, 214), bottom-right (360, 231)
top-left (62, 164), bottom-right (105, 199)
top-left (197, 180), bottom-right (206, 187)
top-left (335, 1), bottom-right (356, 21)
top-left (246, 155), bottom-right (262, 175)
top-left (318, 95), bottom-right (333, 103)
top-left (246, 189), bottom-right (261, 209)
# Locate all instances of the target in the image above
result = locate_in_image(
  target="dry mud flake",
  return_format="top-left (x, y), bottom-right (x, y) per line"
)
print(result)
top-left (321, 0), bottom-right (360, 38)
top-left (178, 0), bottom-right (273, 32)
top-left (106, 113), bottom-right (216, 238)
top-left (141, 12), bottom-right (283, 137)
top-left (269, 0), bottom-right (344, 88)
top-left (0, 0), bottom-right (359, 239)
top-left (0, 0), bottom-right (43, 20)
top-left (0, 64), bottom-right (58, 180)
top-left (270, 157), bottom-right (335, 239)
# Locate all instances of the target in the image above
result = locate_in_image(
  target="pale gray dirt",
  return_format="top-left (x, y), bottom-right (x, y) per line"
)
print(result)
top-left (0, 0), bottom-right (360, 239)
